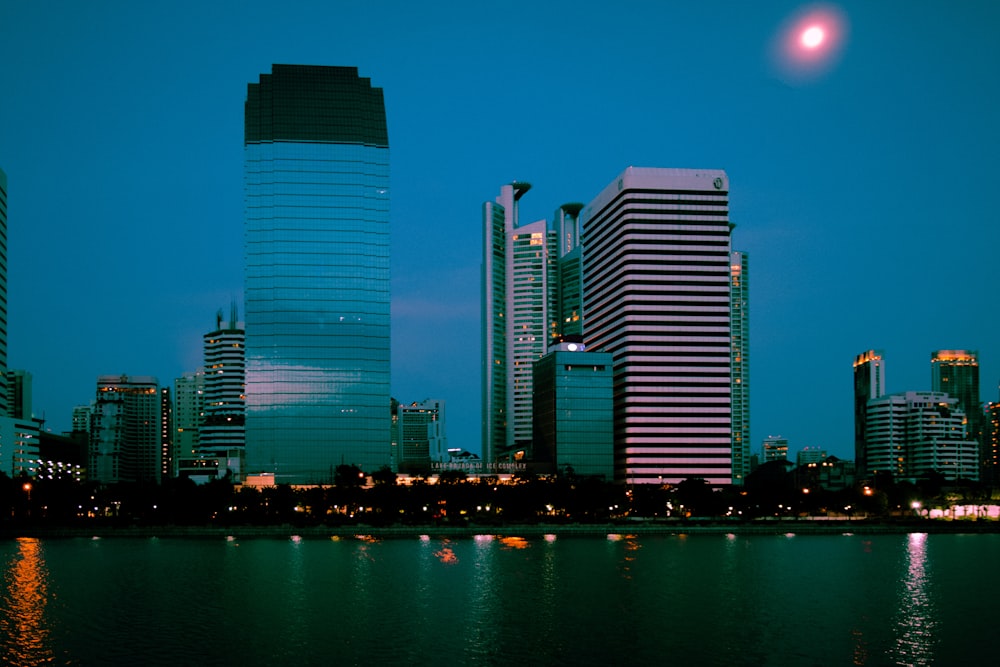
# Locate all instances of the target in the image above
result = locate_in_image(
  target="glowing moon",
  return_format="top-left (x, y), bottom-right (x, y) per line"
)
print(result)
top-left (801, 26), bottom-right (825, 49)
top-left (770, 4), bottom-right (848, 84)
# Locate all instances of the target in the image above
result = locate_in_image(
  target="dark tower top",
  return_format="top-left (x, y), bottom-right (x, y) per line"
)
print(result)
top-left (245, 65), bottom-right (388, 147)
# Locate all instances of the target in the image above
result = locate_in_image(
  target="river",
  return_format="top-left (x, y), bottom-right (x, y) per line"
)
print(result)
top-left (2, 532), bottom-right (997, 665)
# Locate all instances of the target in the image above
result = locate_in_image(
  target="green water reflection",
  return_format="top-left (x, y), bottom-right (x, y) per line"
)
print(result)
top-left (1, 533), bottom-right (994, 665)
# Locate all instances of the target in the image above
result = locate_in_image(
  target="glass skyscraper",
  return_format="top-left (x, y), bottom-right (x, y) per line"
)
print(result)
top-left (730, 250), bottom-right (750, 485)
top-left (532, 343), bottom-right (614, 479)
top-left (853, 349), bottom-right (886, 478)
top-left (481, 183), bottom-right (560, 464)
top-left (244, 65), bottom-right (390, 483)
top-left (931, 349), bottom-right (983, 477)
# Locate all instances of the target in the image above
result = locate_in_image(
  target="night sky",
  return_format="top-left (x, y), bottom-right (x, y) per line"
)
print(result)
top-left (2, 1), bottom-right (998, 462)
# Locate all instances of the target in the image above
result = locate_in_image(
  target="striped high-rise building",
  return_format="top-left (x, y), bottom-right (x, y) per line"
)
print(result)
top-left (199, 306), bottom-right (245, 458)
top-left (581, 167), bottom-right (732, 485)
top-left (244, 65), bottom-right (391, 482)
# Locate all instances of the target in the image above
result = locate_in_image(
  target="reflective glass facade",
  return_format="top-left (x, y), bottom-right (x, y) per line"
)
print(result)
top-left (730, 251), bottom-right (750, 485)
top-left (533, 347), bottom-right (614, 479)
top-left (244, 66), bottom-right (390, 483)
top-left (481, 183), bottom-right (559, 464)
top-left (853, 349), bottom-right (886, 478)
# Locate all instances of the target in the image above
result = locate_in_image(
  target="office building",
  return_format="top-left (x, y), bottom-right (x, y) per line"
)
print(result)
top-left (730, 250), bottom-right (750, 484)
top-left (160, 387), bottom-right (173, 478)
top-left (37, 430), bottom-right (86, 482)
top-left (796, 455), bottom-right (855, 492)
top-left (173, 370), bottom-right (205, 469)
top-left (7, 370), bottom-right (32, 420)
top-left (555, 203), bottom-right (585, 339)
top-left (931, 350), bottom-right (980, 413)
top-left (396, 399), bottom-right (447, 473)
top-left (931, 350), bottom-right (983, 472)
top-left (581, 167), bottom-right (732, 485)
top-left (0, 167), bottom-right (7, 416)
top-left (0, 416), bottom-right (39, 477)
top-left (199, 307), bottom-right (245, 468)
top-left (90, 375), bottom-right (161, 484)
top-left (985, 397), bottom-right (1000, 483)
top-left (1, 369), bottom-right (39, 480)
top-left (72, 405), bottom-right (91, 434)
top-left (853, 349), bottom-right (886, 477)
top-left (244, 65), bottom-right (391, 483)
top-left (481, 182), bottom-right (559, 464)
top-left (532, 341), bottom-right (614, 479)
top-left (762, 435), bottom-right (789, 462)
top-left (866, 391), bottom-right (978, 481)
top-left (796, 447), bottom-right (827, 467)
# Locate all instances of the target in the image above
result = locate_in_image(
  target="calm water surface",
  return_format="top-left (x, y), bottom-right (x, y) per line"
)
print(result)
top-left (2, 532), bottom-right (998, 665)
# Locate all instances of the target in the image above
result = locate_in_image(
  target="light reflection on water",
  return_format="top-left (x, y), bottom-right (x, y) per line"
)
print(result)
top-left (893, 532), bottom-right (936, 665)
top-left (1, 538), bottom-right (54, 666)
top-left (0, 532), bottom-right (995, 665)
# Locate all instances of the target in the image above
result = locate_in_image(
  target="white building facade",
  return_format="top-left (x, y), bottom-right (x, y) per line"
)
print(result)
top-left (866, 391), bottom-right (979, 481)
top-left (200, 309), bottom-right (245, 458)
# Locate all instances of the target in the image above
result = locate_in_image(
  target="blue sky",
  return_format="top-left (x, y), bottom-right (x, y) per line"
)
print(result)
top-left (2, 1), bottom-right (998, 461)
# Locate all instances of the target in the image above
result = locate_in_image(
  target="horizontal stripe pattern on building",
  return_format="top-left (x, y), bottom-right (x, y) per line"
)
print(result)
top-left (582, 168), bottom-right (732, 485)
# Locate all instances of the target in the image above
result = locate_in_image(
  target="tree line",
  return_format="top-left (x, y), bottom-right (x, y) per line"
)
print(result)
top-left (1, 462), bottom-right (993, 528)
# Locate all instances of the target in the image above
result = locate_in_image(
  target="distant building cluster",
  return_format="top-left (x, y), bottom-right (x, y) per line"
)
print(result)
top-left (1, 66), bottom-right (994, 492)
top-left (853, 349), bottom-right (989, 484)
top-left (483, 169), bottom-right (747, 486)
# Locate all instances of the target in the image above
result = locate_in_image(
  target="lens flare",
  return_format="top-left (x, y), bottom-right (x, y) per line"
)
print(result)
top-left (770, 4), bottom-right (848, 84)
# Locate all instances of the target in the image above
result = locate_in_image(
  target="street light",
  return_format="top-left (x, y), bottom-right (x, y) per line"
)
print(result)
top-left (22, 482), bottom-right (32, 519)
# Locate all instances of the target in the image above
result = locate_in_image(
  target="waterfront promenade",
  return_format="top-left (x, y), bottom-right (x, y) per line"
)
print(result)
top-left (4, 518), bottom-right (999, 540)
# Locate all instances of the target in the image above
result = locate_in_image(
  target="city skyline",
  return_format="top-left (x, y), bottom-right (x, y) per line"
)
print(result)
top-left (2, 1), bottom-right (998, 462)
